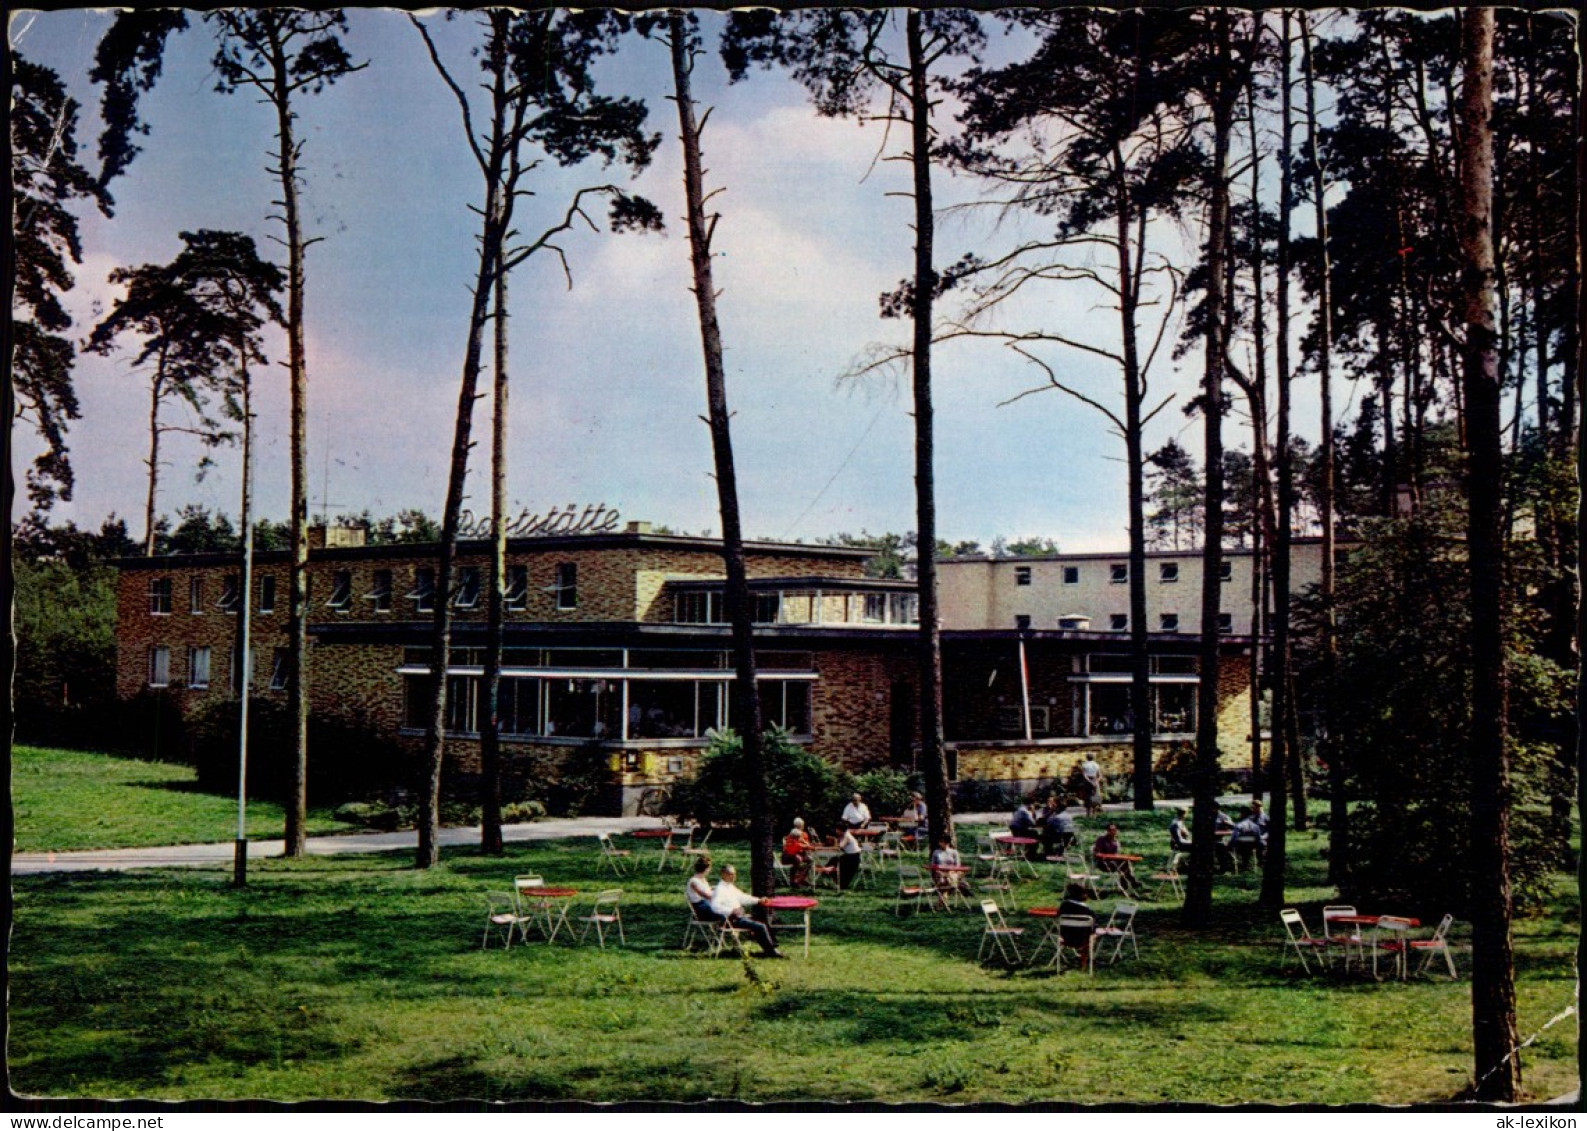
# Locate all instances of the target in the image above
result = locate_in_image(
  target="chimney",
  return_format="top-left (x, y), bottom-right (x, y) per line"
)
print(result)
top-left (307, 524), bottom-right (327, 551)
top-left (325, 523), bottom-right (367, 549)
top-left (626, 521), bottom-right (653, 535)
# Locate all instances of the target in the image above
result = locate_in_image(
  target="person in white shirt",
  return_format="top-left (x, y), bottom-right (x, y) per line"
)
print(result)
top-left (836, 826), bottom-right (863, 889)
top-left (686, 857), bottom-right (721, 923)
top-left (841, 793), bottom-right (872, 829)
top-left (1079, 756), bottom-right (1104, 815)
top-left (709, 864), bottom-right (783, 957)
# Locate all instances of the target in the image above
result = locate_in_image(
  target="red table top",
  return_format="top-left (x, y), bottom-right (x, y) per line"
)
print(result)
top-left (529, 888), bottom-right (578, 898)
top-left (1095, 852), bottom-right (1144, 862)
top-left (1331, 914), bottom-right (1420, 928)
top-left (1027, 906), bottom-right (1060, 918)
top-left (852, 827), bottom-right (883, 838)
top-left (930, 864), bottom-right (970, 873)
top-left (996, 835), bottom-right (1038, 845)
top-left (763, 896), bottom-right (819, 910)
top-left (630, 829), bottom-right (673, 839)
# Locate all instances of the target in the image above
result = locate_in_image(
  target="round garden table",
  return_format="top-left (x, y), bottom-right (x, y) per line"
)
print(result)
top-left (522, 887), bottom-right (579, 943)
top-left (762, 895), bottom-right (819, 958)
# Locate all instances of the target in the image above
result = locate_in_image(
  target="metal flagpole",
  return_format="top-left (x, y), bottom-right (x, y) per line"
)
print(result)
top-left (1017, 633), bottom-right (1033, 742)
top-left (234, 372), bottom-right (256, 887)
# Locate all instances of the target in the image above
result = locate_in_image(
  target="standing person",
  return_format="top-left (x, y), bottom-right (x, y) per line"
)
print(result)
top-left (841, 792), bottom-right (871, 829)
top-left (709, 864), bottom-right (785, 958)
top-left (1080, 755), bottom-right (1105, 816)
top-left (836, 825), bottom-right (863, 890)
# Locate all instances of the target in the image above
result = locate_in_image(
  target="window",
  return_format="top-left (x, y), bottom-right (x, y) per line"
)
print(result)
top-left (148, 577), bottom-right (172, 615)
top-left (409, 567), bottom-right (436, 613)
top-left (628, 680), bottom-right (721, 739)
top-left (500, 677), bottom-right (543, 736)
top-left (270, 647), bottom-right (289, 691)
top-left (1063, 566), bottom-right (1080, 585)
top-left (757, 680), bottom-right (812, 736)
top-left (188, 646), bottom-right (211, 689)
top-left (217, 575), bottom-right (241, 613)
top-left (1015, 614), bottom-right (1031, 630)
top-left (327, 570), bottom-right (352, 610)
top-left (1159, 562), bottom-right (1180, 583)
top-left (1109, 614), bottom-right (1128, 632)
top-left (859, 593), bottom-right (887, 623)
top-left (555, 562), bottom-right (577, 610)
top-left (1159, 613), bottom-right (1181, 633)
top-left (887, 592), bottom-right (919, 624)
top-left (453, 566), bottom-right (480, 609)
top-left (259, 575), bottom-right (276, 615)
top-left (676, 590), bottom-right (724, 624)
top-left (1220, 560), bottom-right (1233, 582)
top-left (1057, 615), bottom-right (1089, 630)
top-left (1109, 563), bottom-right (1128, 584)
top-left (1015, 565), bottom-right (1032, 586)
top-left (504, 565), bottom-right (528, 611)
top-left (367, 569), bottom-right (393, 613)
top-left (148, 645), bottom-right (170, 687)
top-left (1217, 612), bottom-right (1234, 634)
top-left (445, 674), bottom-right (479, 734)
top-left (754, 592), bottom-right (782, 624)
top-left (189, 577), bottom-right (204, 614)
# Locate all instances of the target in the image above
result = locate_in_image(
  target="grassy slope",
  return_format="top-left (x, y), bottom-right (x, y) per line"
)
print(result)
top-left (9, 811), bottom-right (1578, 1104)
top-left (12, 745), bottom-right (355, 852)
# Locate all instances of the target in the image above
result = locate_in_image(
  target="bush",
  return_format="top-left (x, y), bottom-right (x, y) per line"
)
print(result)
top-left (852, 768), bottom-right (911, 818)
top-left (953, 777), bottom-right (1021, 813)
top-left (667, 728), bottom-right (853, 831)
top-left (501, 799), bottom-right (546, 824)
top-left (542, 741), bottom-right (617, 817)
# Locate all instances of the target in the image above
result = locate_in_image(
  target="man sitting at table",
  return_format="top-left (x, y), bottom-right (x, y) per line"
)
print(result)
top-left (1229, 808), bottom-right (1264, 871)
top-left (841, 792), bottom-right (872, 829)
top-left (1168, 807), bottom-right (1193, 854)
top-left (1213, 808), bottom-right (1237, 873)
top-left (1058, 883), bottom-right (1096, 970)
top-left (902, 791), bottom-right (929, 846)
top-left (1040, 798), bottom-right (1077, 857)
top-left (782, 818), bottom-right (815, 887)
top-left (710, 864), bottom-right (785, 958)
top-left (1092, 823), bottom-right (1139, 893)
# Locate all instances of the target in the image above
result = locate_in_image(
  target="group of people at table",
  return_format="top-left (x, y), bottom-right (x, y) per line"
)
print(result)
top-left (776, 790), bottom-right (929, 890)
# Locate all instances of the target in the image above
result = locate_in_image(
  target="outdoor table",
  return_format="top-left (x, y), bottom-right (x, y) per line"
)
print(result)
top-left (1026, 906), bottom-right (1062, 969)
top-left (994, 834), bottom-right (1041, 879)
top-left (762, 895), bottom-right (819, 958)
top-left (629, 827), bottom-right (675, 868)
top-left (1330, 914), bottom-right (1420, 979)
top-left (929, 864), bottom-right (972, 910)
top-left (852, 826), bottom-right (884, 839)
top-left (521, 887), bottom-right (579, 943)
top-left (1093, 852), bottom-right (1143, 863)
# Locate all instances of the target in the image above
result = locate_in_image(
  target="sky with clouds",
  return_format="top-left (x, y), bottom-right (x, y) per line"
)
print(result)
top-left (11, 8), bottom-right (1331, 553)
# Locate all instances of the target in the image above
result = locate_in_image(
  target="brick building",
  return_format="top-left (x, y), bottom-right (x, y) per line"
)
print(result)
top-left (114, 525), bottom-right (1310, 811)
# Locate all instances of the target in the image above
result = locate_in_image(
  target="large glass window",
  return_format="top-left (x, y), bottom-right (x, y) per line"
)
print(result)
top-left (1088, 684), bottom-right (1134, 735)
top-left (500, 677), bottom-right (543, 736)
top-left (544, 677), bottom-right (619, 738)
top-left (627, 680), bottom-right (715, 738)
top-left (675, 590), bottom-right (724, 624)
top-left (758, 680), bottom-right (812, 736)
top-left (1154, 684), bottom-right (1196, 733)
top-left (445, 674), bottom-right (478, 734)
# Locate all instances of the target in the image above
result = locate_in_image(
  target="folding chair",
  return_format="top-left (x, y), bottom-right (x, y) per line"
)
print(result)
top-left (1373, 915), bottom-right (1417, 981)
top-left (1064, 850), bottom-right (1101, 898)
top-left (657, 826), bottom-right (693, 873)
top-left (973, 835), bottom-right (1001, 879)
top-left (482, 891), bottom-right (528, 950)
top-left (1149, 853), bottom-right (1185, 902)
top-left (773, 858), bottom-right (793, 888)
top-left (894, 864), bottom-right (931, 917)
top-left (876, 831), bottom-right (904, 863)
top-left (1279, 908), bottom-right (1330, 975)
top-left (682, 909), bottom-right (726, 953)
top-left (977, 900), bottom-right (1025, 966)
top-left (811, 851), bottom-right (842, 892)
top-left (596, 832), bottom-right (632, 876)
top-left (577, 889), bottom-right (626, 949)
top-left (513, 874), bottom-right (548, 940)
top-left (1055, 915), bottom-right (1096, 975)
top-left (1321, 904), bottom-right (1364, 968)
top-left (1093, 901), bottom-right (1139, 964)
top-left (680, 828), bottom-right (713, 866)
top-left (1408, 913), bottom-right (1458, 979)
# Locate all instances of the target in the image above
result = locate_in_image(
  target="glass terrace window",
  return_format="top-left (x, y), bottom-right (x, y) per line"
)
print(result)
top-left (367, 569), bottom-right (393, 613)
top-left (453, 566), bottom-right (480, 609)
top-left (555, 562), bottom-right (577, 610)
top-left (1015, 566), bottom-right (1032, 586)
top-left (754, 592), bottom-right (782, 624)
top-left (188, 646), bottom-right (211, 689)
top-left (503, 565), bottom-right (528, 611)
top-left (888, 593), bottom-right (919, 624)
top-left (217, 575), bottom-right (241, 613)
top-left (859, 594), bottom-right (886, 623)
top-left (1159, 562), bottom-right (1180, 583)
top-left (259, 575), bottom-right (276, 614)
top-left (327, 570), bottom-right (352, 610)
top-left (148, 577), bottom-right (172, 615)
top-left (189, 577), bottom-right (204, 614)
top-left (409, 568), bottom-right (436, 613)
top-left (675, 590), bottom-right (724, 624)
top-left (148, 645), bottom-right (170, 687)
top-left (1109, 563), bottom-right (1128, 584)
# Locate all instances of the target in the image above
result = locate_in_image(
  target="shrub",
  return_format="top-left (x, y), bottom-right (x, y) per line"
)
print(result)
top-left (952, 777), bottom-right (1021, 813)
top-left (501, 800), bottom-right (546, 824)
top-left (852, 768), bottom-right (911, 818)
top-left (667, 728), bottom-right (853, 831)
top-left (543, 741), bottom-right (617, 817)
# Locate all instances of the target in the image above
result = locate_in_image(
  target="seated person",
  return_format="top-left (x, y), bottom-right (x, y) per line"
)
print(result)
top-left (781, 818), bottom-right (814, 887)
top-left (709, 864), bottom-right (784, 958)
top-left (1229, 808), bottom-right (1264, 870)
top-left (903, 791), bottom-right (929, 844)
top-left (686, 857), bottom-right (722, 923)
top-left (1213, 808), bottom-right (1236, 873)
top-left (1040, 799), bottom-right (1077, 857)
top-left (1058, 883), bottom-right (1096, 968)
top-left (929, 836), bottom-right (970, 895)
top-left (841, 792), bottom-right (872, 830)
top-left (1168, 807), bottom-right (1193, 854)
top-left (1250, 799), bottom-right (1271, 841)
top-left (836, 826), bottom-right (863, 890)
top-left (1092, 823), bottom-right (1139, 892)
top-left (1009, 799), bottom-right (1038, 838)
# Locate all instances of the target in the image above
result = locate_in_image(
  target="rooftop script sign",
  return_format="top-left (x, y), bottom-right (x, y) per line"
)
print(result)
top-left (457, 503), bottom-right (620, 540)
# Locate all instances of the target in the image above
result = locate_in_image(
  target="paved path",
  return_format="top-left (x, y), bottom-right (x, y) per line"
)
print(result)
top-left (12, 797), bottom-right (1239, 876)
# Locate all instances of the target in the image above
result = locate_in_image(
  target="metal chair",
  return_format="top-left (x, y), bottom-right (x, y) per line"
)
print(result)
top-left (1149, 853), bottom-right (1185, 902)
top-left (1408, 913), bottom-right (1458, 979)
top-left (1055, 914), bottom-right (1096, 975)
top-left (513, 874), bottom-right (548, 940)
top-left (1373, 915), bottom-right (1417, 980)
top-left (657, 826), bottom-right (694, 873)
top-left (1279, 908), bottom-right (1330, 975)
top-left (482, 891), bottom-right (528, 950)
top-left (1321, 904), bottom-right (1364, 968)
top-left (977, 900), bottom-right (1025, 966)
top-left (1093, 901), bottom-right (1139, 964)
top-left (680, 828), bottom-right (713, 866)
top-left (577, 889), bottom-right (626, 949)
top-left (596, 832), bottom-right (631, 876)
top-left (894, 864), bottom-right (931, 917)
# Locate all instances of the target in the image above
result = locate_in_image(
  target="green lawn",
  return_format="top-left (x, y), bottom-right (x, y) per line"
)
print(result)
top-left (9, 811), bottom-right (1579, 1104)
top-left (12, 745), bottom-right (356, 852)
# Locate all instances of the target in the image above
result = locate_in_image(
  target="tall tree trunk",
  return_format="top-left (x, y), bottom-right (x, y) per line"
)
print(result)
top-left (143, 367), bottom-right (164, 557)
top-left (417, 20), bottom-right (512, 869)
top-left (479, 265), bottom-right (507, 855)
top-left (668, 13), bottom-right (775, 896)
top-left (1261, 8), bottom-right (1295, 908)
top-left (1244, 71), bottom-right (1274, 793)
top-left (268, 32), bottom-right (312, 858)
top-left (1184, 9), bottom-right (1234, 930)
top-left (1458, 7), bottom-right (1521, 1103)
top-left (906, 10), bottom-right (955, 850)
top-left (234, 354), bottom-right (256, 886)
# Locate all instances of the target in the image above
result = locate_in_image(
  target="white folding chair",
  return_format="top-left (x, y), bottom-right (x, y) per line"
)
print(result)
top-left (977, 900), bottom-right (1025, 966)
top-left (1149, 853), bottom-right (1185, 902)
top-left (1093, 901), bottom-right (1139, 964)
top-left (513, 874), bottom-right (548, 940)
top-left (1279, 908), bottom-right (1330, 975)
top-left (482, 891), bottom-right (527, 950)
top-left (1056, 915), bottom-right (1095, 975)
top-left (682, 907), bottom-right (726, 952)
top-left (1373, 915), bottom-right (1417, 981)
top-left (577, 889), bottom-right (626, 949)
top-left (596, 832), bottom-right (632, 876)
top-left (1408, 913), bottom-right (1458, 979)
top-left (680, 828), bottom-right (713, 866)
top-left (1064, 850), bottom-right (1101, 898)
top-left (657, 826), bottom-right (693, 873)
top-left (1321, 904), bottom-right (1364, 968)
top-left (894, 864), bottom-right (930, 917)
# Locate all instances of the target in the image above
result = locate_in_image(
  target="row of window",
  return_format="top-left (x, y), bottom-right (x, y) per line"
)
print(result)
top-left (402, 673), bottom-right (813, 741)
top-left (1015, 561), bottom-right (1235, 586)
top-left (674, 589), bottom-right (918, 626)
top-left (146, 563), bottom-right (580, 617)
top-left (1016, 612), bottom-right (1235, 633)
top-left (146, 644), bottom-right (288, 691)
top-left (987, 683), bottom-right (1199, 738)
